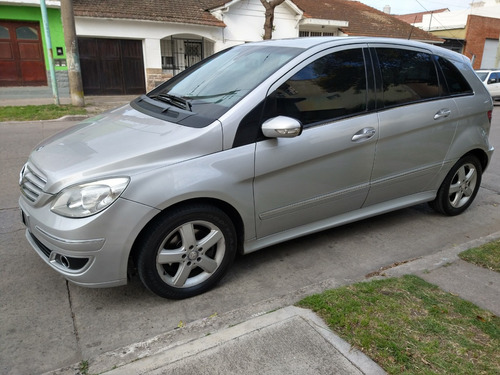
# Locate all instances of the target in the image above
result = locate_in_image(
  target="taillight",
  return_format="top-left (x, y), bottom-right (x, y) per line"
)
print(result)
top-left (488, 110), bottom-right (492, 124)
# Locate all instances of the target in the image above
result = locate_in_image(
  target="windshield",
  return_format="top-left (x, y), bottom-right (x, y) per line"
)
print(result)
top-left (138, 45), bottom-right (302, 127)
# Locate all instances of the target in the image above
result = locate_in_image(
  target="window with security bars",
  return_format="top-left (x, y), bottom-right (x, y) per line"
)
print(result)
top-left (160, 37), bottom-right (214, 75)
top-left (299, 31), bottom-right (337, 37)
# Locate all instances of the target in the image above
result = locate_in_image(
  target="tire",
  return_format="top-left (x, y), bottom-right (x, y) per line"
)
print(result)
top-left (430, 155), bottom-right (482, 216)
top-left (136, 204), bottom-right (237, 299)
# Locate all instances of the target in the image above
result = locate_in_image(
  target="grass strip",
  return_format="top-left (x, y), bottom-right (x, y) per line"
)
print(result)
top-left (459, 240), bottom-right (500, 272)
top-left (298, 275), bottom-right (500, 374)
top-left (0, 105), bottom-right (87, 122)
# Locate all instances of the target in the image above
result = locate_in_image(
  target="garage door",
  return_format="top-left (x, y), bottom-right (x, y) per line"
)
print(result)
top-left (79, 38), bottom-right (146, 95)
top-left (0, 20), bottom-right (47, 87)
top-left (481, 38), bottom-right (499, 69)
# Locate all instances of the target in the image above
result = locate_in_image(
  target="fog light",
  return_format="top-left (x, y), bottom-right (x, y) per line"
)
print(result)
top-left (55, 254), bottom-right (70, 268)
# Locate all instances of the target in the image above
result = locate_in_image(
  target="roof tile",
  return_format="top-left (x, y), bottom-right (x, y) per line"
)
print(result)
top-left (73, 0), bottom-right (226, 27)
top-left (293, 0), bottom-right (442, 41)
top-left (73, 0), bottom-right (441, 41)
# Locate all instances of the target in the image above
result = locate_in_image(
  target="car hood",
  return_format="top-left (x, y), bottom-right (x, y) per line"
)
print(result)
top-left (29, 104), bottom-right (223, 194)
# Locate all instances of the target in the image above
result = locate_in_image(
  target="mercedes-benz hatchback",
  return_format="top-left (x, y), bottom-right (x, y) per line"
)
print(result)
top-left (20, 37), bottom-right (494, 299)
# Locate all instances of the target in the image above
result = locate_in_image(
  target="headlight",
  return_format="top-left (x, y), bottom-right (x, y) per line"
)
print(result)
top-left (51, 177), bottom-right (130, 218)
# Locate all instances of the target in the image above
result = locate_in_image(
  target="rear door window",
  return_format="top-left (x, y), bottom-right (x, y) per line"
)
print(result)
top-left (375, 48), bottom-right (442, 107)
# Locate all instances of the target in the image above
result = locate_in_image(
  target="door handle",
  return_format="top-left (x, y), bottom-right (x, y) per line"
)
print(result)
top-left (434, 108), bottom-right (451, 120)
top-left (352, 127), bottom-right (376, 142)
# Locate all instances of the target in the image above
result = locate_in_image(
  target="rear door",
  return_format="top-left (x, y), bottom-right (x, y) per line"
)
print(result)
top-left (363, 45), bottom-right (460, 206)
top-left (253, 46), bottom-right (378, 237)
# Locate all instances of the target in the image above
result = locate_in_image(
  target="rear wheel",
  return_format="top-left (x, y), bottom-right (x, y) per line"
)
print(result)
top-left (430, 155), bottom-right (482, 216)
top-left (136, 204), bottom-right (237, 299)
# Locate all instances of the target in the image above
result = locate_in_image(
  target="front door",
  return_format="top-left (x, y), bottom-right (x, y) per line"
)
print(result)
top-left (184, 41), bottom-right (202, 69)
top-left (0, 20), bottom-right (47, 87)
top-left (253, 47), bottom-right (377, 237)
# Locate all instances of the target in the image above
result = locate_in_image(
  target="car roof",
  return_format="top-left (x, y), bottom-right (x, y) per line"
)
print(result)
top-left (240, 36), bottom-right (436, 49)
top-left (238, 37), bottom-right (466, 64)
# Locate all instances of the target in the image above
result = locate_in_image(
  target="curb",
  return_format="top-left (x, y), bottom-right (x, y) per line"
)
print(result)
top-left (103, 306), bottom-right (385, 375)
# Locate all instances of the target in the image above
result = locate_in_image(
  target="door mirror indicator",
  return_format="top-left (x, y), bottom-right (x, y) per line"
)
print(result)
top-left (262, 116), bottom-right (303, 138)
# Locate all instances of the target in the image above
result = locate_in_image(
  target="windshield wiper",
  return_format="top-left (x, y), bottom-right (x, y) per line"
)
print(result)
top-left (185, 90), bottom-right (239, 100)
top-left (152, 93), bottom-right (192, 111)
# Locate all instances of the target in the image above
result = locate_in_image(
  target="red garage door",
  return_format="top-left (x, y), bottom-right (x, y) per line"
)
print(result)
top-left (0, 20), bottom-right (47, 87)
top-left (79, 38), bottom-right (146, 95)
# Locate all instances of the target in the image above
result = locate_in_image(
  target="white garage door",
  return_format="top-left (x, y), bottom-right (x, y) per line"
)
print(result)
top-left (481, 38), bottom-right (500, 69)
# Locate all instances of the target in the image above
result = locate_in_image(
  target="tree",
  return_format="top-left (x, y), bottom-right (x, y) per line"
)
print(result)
top-left (260, 0), bottom-right (286, 40)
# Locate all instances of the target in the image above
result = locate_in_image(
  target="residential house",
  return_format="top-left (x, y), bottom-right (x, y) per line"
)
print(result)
top-left (0, 0), bottom-right (68, 95)
top-left (1, 0), bottom-right (440, 99)
top-left (394, 0), bottom-right (500, 69)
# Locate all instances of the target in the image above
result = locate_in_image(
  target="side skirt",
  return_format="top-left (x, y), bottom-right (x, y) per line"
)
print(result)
top-left (242, 191), bottom-right (436, 255)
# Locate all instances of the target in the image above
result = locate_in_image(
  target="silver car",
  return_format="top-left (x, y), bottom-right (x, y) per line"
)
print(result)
top-left (20, 37), bottom-right (494, 299)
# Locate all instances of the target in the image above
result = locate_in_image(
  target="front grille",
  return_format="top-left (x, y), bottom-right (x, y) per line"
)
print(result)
top-left (20, 164), bottom-right (47, 203)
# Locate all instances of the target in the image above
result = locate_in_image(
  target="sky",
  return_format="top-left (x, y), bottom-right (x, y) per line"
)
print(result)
top-left (356, 0), bottom-right (475, 15)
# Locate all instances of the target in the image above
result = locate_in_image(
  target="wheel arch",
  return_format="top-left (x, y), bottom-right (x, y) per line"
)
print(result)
top-left (128, 197), bottom-right (246, 270)
top-left (464, 148), bottom-right (489, 172)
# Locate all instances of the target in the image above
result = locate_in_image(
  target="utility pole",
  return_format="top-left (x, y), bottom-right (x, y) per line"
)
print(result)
top-left (40, 0), bottom-right (60, 105)
top-left (60, 0), bottom-right (85, 107)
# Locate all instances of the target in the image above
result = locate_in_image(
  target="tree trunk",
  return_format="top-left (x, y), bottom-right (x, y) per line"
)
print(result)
top-left (260, 0), bottom-right (286, 40)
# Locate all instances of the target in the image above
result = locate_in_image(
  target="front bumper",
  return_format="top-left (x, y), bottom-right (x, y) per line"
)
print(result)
top-left (19, 196), bottom-right (159, 288)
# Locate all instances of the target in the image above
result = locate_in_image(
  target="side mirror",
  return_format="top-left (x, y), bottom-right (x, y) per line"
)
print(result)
top-left (262, 116), bottom-right (303, 138)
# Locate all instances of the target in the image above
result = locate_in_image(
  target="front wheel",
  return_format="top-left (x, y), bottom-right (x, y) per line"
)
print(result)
top-left (430, 155), bottom-right (482, 216)
top-left (136, 204), bottom-right (237, 299)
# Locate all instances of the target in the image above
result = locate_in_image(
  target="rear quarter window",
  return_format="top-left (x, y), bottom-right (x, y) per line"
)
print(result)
top-left (436, 57), bottom-right (473, 96)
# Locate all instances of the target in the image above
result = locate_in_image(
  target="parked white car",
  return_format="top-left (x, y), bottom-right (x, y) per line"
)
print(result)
top-left (476, 69), bottom-right (500, 100)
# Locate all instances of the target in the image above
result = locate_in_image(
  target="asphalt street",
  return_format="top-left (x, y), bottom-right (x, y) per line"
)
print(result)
top-left (1, 107), bottom-right (499, 375)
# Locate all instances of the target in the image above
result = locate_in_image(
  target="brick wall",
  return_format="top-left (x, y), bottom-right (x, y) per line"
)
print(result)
top-left (146, 68), bottom-right (173, 91)
top-left (465, 15), bottom-right (500, 69)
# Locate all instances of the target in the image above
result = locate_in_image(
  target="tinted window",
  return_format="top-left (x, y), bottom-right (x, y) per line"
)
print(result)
top-left (437, 57), bottom-right (473, 95)
top-left (376, 48), bottom-right (441, 107)
top-left (266, 48), bottom-right (367, 126)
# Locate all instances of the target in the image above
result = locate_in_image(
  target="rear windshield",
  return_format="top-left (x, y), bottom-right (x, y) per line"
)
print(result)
top-left (131, 45), bottom-right (302, 127)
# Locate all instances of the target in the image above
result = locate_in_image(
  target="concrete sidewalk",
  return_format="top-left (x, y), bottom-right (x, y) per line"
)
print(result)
top-left (43, 232), bottom-right (500, 375)
top-left (104, 306), bottom-right (384, 375)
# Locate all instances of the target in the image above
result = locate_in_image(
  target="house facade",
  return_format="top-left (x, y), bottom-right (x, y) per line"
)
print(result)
top-left (1, 0), bottom-right (440, 98)
top-left (0, 0), bottom-right (68, 95)
top-left (394, 0), bottom-right (500, 69)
